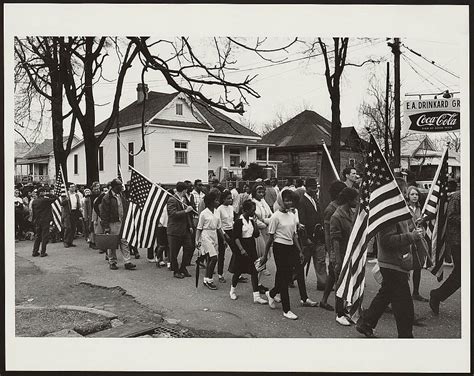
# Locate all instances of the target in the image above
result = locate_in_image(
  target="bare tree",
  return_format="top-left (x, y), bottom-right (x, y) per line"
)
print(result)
top-left (304, 38), bottom-right (381, 170)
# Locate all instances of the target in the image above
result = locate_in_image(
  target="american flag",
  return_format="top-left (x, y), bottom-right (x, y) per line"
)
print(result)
top-left (51, 166), bottom-right (67, 231)
top-left (421, 147), bottom-right (449, 280)
top-left (121, 168), bottom-right (167, 248)
top-left (335, 134), bottom-right (412, 309)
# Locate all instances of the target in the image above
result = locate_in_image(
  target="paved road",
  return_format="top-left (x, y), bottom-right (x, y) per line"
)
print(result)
top-left (14, 238), bottom-right (461, 338)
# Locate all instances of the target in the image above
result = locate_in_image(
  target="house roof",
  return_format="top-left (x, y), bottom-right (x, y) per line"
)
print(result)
top-left (93, 90), bottom-right (260, 138)
top-left (15, 141), bottom-right (37, 159)
top-left (192, 101), bottom-right (260, 138)
top-left (260, 110), bottom-right (358, 148)
top-left (22, 136), bottom-right (78, 159)
top-left (95, 91), bottom-right (179, 133)
top-left (400, 134), bottom-right (437, 157)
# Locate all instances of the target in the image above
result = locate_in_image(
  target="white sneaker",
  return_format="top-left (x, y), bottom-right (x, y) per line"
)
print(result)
top-left (283, 311), bottom-right (298, 320)
top-left (265, 291), bottom-right (276, 309)
top-left (301, 298), bottom-right (318, 307)
top-left (254, 296), bottom-right (268, 305)
top-left (274, 294), bottom-right (281, 303)
top-left (336, 315), bottom-right (351, 326)
top-left (230, 290), bottom-right (237, 300)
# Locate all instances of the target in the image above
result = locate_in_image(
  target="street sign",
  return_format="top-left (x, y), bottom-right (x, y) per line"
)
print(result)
top-left (403, 98), bottom-right (460, 134)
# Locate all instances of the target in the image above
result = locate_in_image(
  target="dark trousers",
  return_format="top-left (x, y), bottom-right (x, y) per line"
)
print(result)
top-left (432, 243), bottom-right (460, 301)
top-left (363, 267), bottom-right (414, 338)
top-left (64, 210), bottom-right (80, 245)
top-left (168, 232), bottom-right (193, 273)
top-left (33, 222), bottom-right (50, 254)
top-left (269, 242), bottom-right (294, 313)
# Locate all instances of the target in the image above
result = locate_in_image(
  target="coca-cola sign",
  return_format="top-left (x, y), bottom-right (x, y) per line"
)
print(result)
top-left (403, 98), bottom-right (460, 134)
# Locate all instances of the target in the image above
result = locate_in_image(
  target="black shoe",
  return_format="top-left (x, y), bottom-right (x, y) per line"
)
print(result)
top-left (134, 253), bottom-right (140, 259)
top-left (317, 285), bottom-right (326, 291)
top-left (32, 252), bottom-right (40, 257)
top-left (69, 244), bottom-right (76, 247)
top-left (356, 319), bottom-right (375, 338)
top-left (319, 302), bottom-right (334, 311)
top-left (124, 263), bottom-right (136, 270)
top-left (174, 272), bottom-right (184, 279)
top-left (99, 249), bottom-right (106, 254)
top-left (40, 253), bottom-right (48, 257)
top-left (413, 293), bottom-right (429, 302)
top-left (89, 243), bottom-right (97, 249)
top-left (110, 263), bottom-right (118, 270)
top-left (429, 290), bottom-right (440, 316)
top-left (180, 269), bottom-right (191, 277)
top-left (258, 284), bottom-right (269, 294)
top-left (203, 280), bottom-right (218, 290)
top-left (238, 276), bottom-right (248, 283)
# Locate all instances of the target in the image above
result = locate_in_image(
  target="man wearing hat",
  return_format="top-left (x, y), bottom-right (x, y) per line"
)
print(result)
top-left (31, 187), bottom-right (57, 257)
top-left (100, 178), bottom-right (136, 270)
top-left (296, 177), bottom-right (327, 290)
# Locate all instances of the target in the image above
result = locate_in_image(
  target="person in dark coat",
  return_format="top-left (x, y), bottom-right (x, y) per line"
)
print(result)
top-left (31, 187), bottom-right (57, 257)
top-left (167, 181), bottom-right (195, 279)
top-left (229, 199), bottom-right (267, 304)
top-left (100, 178), bottom-right (136, 270)
top-left (330, 187), bottom-right (358, 326)
top-left (297, 177), bottom-right (327, 290)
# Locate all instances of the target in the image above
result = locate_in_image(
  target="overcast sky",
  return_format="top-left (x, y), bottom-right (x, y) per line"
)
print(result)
top-left (9, 5), bottom-right (464, 143)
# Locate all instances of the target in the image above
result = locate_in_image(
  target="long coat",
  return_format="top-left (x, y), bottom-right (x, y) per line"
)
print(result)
top-left (297, 193), bottom-right (324, 243)
top-left (167, 194), bottom-right (193, 237)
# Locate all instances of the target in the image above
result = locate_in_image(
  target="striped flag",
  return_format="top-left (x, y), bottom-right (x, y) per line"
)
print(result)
top-left (335, 134), bottom-right (412, 309)
top-left (421, 147), bottom-right (449, 280)
top-left (121, 168), bottom-right (167, 248)
top-left (319, 141), bottom-right (340, 212)
top-left (51, 166), bottom-right (67, 231)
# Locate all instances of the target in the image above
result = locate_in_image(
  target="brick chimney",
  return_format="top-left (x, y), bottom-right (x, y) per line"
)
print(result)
top-left (136, 83), bottom-right (149, 103)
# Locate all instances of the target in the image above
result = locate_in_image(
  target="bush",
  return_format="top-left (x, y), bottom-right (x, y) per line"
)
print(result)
top-left (242, 163), bottom-right (264, 181)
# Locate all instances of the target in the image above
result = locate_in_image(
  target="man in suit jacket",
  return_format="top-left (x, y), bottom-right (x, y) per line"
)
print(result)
top-left (167, 181), bottom-right (195, 279)
top-left (31, 187), bottom-right (57, 257)
top-left (297, 177), bottom-right (327, 290)
top-left (61, 183), bottom-right (82, 248)
top-left (264, 178), bottom-right (277, 211)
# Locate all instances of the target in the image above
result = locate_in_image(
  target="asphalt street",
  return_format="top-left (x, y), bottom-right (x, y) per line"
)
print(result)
top-left (14, 238), bottom-right (461, 338)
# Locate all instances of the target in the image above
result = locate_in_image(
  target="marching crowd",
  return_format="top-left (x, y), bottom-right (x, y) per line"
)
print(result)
top-left (14, 167), bottom-right (461, 337)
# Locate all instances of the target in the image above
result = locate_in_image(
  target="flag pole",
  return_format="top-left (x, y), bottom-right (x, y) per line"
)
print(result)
top-left (321, 139), bottom-right (340, 180)
top-left (128, 165), bottom-right (199, 215)
top-left (420, 146), bottom-right (449, 217)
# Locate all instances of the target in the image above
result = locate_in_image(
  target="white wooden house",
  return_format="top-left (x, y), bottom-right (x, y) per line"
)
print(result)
top-left (67, 84), bottom-right (273, 185)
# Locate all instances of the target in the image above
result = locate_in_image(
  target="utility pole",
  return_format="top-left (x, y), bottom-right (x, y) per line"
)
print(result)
top-left (384, 61), bottom-right (390, 161)
top-left (388, 37), bottom-right (401, 169)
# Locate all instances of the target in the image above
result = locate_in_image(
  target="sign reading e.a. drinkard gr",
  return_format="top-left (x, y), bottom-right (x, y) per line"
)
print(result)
top-left (403, 98), bottom-right (460, 133)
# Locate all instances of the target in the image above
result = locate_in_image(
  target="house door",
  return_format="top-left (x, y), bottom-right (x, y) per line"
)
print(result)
top-left (290, 152), bottom-right (300, 176)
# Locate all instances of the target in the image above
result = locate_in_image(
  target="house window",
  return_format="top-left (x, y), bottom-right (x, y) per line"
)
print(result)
top-left (38, 164), bottom-right (44, 176)
top-left (174, 141), bottom-right (188, 165)
top-left (73, 154), bottom-right (78, 175)
top-left (349, 158), bottom-right (355, 167)
top-left (176, 103), bottom-right (183, 116)
top-left (98, 146), bottom-right (104, 171)
top-left (128, 142), bottom-right (134, 169)
top-left (229, 148), bottom-right (241, 167)
top-left (290, 152), bottom-right (300, 176)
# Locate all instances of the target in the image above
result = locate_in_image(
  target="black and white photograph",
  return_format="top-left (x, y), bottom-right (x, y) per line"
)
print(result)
top-left (4, 3), bottom-right (470, 373)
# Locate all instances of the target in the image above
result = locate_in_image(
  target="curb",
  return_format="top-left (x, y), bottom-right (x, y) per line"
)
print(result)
top-left (16, 304), bottom-right (118, 319)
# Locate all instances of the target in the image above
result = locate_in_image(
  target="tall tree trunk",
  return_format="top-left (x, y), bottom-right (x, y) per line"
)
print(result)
top-left (50, 38), bottom-right (67, 182)
top-left (330, 82), bottom-right (341, 172)
top-left (83, 37), bottom-right (99, 186)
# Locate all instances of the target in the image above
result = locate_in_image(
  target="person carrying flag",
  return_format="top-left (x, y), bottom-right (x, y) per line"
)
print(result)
top-left (356, 177), bottom-right (424, 338)
top-left (31, 187), bottom-right (57, 257)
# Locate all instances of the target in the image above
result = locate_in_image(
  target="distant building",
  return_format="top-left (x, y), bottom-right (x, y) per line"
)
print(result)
top-left (15, 136), bottom-right (79, 185)
top-left (259, 110), bottom-right (365, 180)
top-left (401, 134), bottom-right (460, 181)
top-left (67, 84), bottom-right (273, 185)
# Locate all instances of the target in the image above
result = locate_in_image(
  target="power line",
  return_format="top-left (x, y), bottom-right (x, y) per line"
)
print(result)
top-left (401, 42), bottom-right (460, 79)
top-left (401, 54), bottom-right (444, 92)
top-left (402, 53), bottom-right (452, 89)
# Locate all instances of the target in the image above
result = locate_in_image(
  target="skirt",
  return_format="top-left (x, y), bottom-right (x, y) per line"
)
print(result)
top-left (199, 230), bottom-right (219, 257)
top-left (228, 237), bottom-right (258, 275)
top-left (255, 227), bottom-right (269, 258)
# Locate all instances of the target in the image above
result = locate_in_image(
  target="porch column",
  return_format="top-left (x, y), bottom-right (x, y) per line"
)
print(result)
top-left (221, 144), bottom-right (225, 168)
top-left (266, 147), bottom-right (269, 165)
top-left (246, 146), bottom-right (249, 164)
